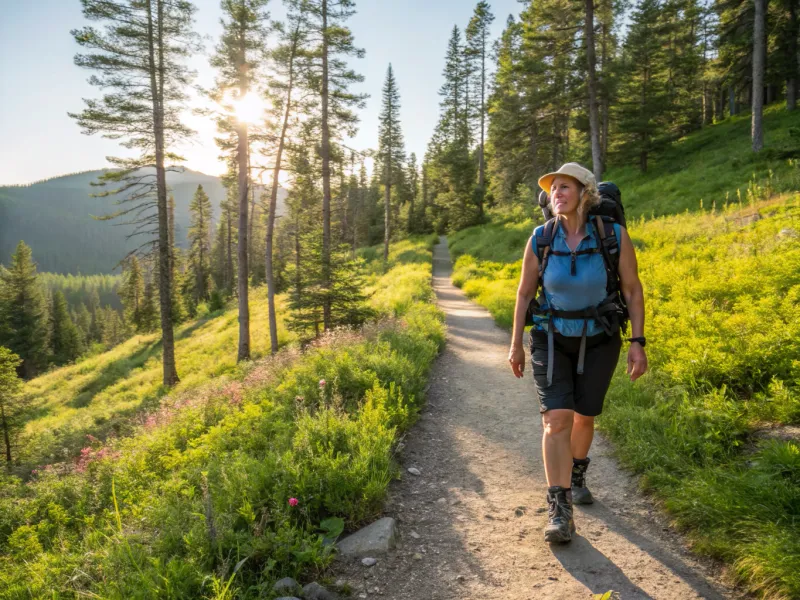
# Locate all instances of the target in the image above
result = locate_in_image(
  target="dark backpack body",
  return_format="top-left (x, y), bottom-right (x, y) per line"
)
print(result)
top-left (527, 181), bottom-right (628, 330)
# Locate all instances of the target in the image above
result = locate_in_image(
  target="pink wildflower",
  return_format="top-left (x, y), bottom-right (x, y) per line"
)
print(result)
top-left (288, 497), bottom-right (299, 507)
top-left (318, 379), bottom-right (326, 388)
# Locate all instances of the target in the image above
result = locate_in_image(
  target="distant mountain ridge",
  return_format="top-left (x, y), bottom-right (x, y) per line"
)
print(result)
top-left (0, 168), bottom-right (286, 275)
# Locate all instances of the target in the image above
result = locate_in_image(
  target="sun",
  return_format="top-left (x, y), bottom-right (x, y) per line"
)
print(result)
top-left (223, 89), bottom-right (265, 124)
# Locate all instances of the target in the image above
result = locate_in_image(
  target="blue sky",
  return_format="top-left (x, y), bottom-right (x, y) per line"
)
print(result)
top-left (0, 0), bottom-right (521, 185)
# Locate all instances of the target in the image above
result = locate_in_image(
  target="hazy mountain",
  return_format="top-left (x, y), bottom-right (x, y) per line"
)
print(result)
top-left (0, 168), bottom-right (287, 274)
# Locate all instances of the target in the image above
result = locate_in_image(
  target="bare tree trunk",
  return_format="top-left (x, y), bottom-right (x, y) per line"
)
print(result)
top-left (585, 0), bottom-right (602, 181)
top-left (226, 205), bottom-right (233, 292)
top-left (383, 162), bottom-right (391, 262)
top-left (148, 0), bottom-right (178, 386)
top-left (788, 0), bottom-right (798, 110)
top-left (599, 12), bottom-right (609, 172)
top-left (1, 402), bottom-right (11, 465)
top-left (320, 0), bottom-right (332, 330)
top-left (477, 27), bottom-right (487, 219)
top-left (529, 118), bottom-right (539, 189)
top-left (266, 29), bottom-right (298, 355)
top-left (236, 34), bottom-right (251, 362)
top-left (753, 0), bottom-right (766, 152)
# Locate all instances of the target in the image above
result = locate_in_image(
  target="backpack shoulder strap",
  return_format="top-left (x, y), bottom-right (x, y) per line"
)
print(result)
top-left (592, 215), bottom-right (621, 293)
top-left (534, 217), bottom-right (558, 278)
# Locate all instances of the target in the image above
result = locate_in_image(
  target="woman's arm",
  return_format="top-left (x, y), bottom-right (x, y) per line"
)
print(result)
top-left (617, 226), bottom-right (648, 381)
top-left (508, 238), bottom-right (539, 378)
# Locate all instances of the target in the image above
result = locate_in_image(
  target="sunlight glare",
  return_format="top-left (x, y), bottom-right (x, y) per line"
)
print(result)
top-left (224, 90), bottom-right (264, 124)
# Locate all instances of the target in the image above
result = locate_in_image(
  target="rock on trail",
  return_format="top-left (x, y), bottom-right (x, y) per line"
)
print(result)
top-left (332, 236), bottom-right (741, 600)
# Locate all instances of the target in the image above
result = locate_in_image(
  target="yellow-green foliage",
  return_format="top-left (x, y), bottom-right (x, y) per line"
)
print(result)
top-left (18, 288), bottom-right (293, 469)
top-left (0, 237), bottom-right (445, 599)
top-left (448, 193), bottom-right (800, 599)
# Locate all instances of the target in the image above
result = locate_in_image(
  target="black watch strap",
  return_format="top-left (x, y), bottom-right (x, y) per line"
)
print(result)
top-left (627, 336), bottom-right (646, 347)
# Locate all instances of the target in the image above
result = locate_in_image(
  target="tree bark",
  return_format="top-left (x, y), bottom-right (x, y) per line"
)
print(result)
top-left (585, 0), bottom-right (602, 182)
top-left (320, 0), bottom-right (332, 330)
top-left (148, 0), bottom-right (178, 386)
top-left (266, 29), bottom-right (298, 355)
top-left (477, 26), bottom-right (487, 218)
top-left (236, 27), bottom-right (250, 363)
top-left (788, 0), bottom-right (798, 110)
top-left (1, 402), bottom-right (11, 465)
top-left (753, 0), bottom-right (766, 152)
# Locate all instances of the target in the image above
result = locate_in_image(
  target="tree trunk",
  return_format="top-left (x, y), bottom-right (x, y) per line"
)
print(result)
top-left (585, 0), bottom-right (602, 182)
top-left (788, 0), bottom-right (798, 110)
top-left (529, 118), bottom-right (539, 189)
top-left (753, 0), bottom-right (766, 152)
top-left (383, 163), bottom-right (391, 262)
top-left (236, 36), bottom-right (250, 362)
top-left (266, 31), bottom-right (298, 355)
top-left (1, 402), bottom-right (11, 465)
top-left (478, 29), bottom-right (487, 218)
top-left (148, 0), bottom-right (178, 386)
top-left (320, 0), bottom-right (332, 330)
top-left (226, 206), bottom-right (233, 292)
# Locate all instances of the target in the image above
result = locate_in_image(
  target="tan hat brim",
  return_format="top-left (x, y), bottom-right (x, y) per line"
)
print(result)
top-left (537, 172), bottom-right (580, 193)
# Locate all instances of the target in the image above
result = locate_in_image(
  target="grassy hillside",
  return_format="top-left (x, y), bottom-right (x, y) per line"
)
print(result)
top-left (15, 288), bottom-right (293, 471)
top-left (448, 110), bottom-right (800, 599)
top-left (606, 105), bottom-right (800, 218)
top-left (0, 235), bottom-right (444, 598)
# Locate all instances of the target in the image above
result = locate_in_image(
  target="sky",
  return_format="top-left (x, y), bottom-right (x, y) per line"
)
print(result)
top-left (0, 0), bottom-right (522, 186)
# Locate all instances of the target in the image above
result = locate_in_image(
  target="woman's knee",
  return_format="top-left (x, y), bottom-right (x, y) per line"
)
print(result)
top-left (542, 409), bottom-right (574, 436)
top-left (573, 413), bottom-right (595, 429)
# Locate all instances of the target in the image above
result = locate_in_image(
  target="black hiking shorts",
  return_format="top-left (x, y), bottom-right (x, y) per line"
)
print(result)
top-left (529, 329), bottom-right (622, 417)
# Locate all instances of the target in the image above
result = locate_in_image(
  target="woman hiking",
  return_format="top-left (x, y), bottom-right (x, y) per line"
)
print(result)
top-left (507, 162), bottom-right (648, 544)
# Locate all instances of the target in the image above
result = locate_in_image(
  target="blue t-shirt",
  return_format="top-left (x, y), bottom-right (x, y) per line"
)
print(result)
top-left (531, 219), bottom-right (621, 337)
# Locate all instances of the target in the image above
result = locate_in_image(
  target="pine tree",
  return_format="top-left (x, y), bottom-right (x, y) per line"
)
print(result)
top-left (0, 241), bottom-right (49, 379)
top-left (378, 64), bottom-right (406, 262)
top-left (407, 152), bottom-right (419, 233)
top-left (211, 0), bottom-right (271, 362)
top-left (50, 290), bottom-right (83, 365)
top-left (616, 0), bottom-right (669, 171)
top-left (0, 347), bottom-right (23, 465)
top-left (187, 184), bottom-right (213, 305)
top-left (120, 256), bottom-right (145, 332)
top-left (290, 0), bottom-right (366, 331)
top-left (87, 288), bottom-right (104, 344)
top-left (466, 1), bottom-right (495, 216)
top-left (70, 0), bottom-right (199, 386)
top-left (140, 280), bottom-right (160, 333)
top-left (584, 0), bottom-right (603, 180)
top-left (74, 301), bottom-right (93, 343)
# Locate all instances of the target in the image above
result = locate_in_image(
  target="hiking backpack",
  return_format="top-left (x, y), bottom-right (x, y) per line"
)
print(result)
top-left (526, 182), bottom-right (629, 330)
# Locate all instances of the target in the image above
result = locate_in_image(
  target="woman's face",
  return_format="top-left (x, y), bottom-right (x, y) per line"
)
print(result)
top-left (550, 176), bottom-right (581, 216)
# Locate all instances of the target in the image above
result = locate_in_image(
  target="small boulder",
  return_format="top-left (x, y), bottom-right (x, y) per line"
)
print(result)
top-left (361, 557), bottom-right (377, 567)
top-left (302, 581), bottom-right (337, 600)
top-left (336, 517), bottom-right (398, 558)
top-left (407, 467), bottom-right (421, 476)
top-left (273, 578), bottom-right (301, 595)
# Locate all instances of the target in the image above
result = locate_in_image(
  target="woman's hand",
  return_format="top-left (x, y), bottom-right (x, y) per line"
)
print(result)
top-left (627, 343), bottom-right (648, 382)
top-left (508, 344), bottom-right (525, 378)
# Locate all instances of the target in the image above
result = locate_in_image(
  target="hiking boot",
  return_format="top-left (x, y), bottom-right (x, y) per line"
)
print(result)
top-left (571, 457), bottom-right (594, 505)
top-left (544, 486), bottom-right (575, 543)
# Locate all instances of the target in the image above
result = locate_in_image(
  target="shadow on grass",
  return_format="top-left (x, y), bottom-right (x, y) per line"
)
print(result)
top-left (69, 338), bottom-right (163, 409)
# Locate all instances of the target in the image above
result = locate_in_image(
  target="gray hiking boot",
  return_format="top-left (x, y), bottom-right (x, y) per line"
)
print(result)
top-left (571, 457), bottom-right (594, 505)
top-left (544, 486), bottom-right (576, 543)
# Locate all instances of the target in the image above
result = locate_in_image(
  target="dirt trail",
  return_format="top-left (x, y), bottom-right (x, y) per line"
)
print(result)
top-left (334, 236), bottom-right (742, 600)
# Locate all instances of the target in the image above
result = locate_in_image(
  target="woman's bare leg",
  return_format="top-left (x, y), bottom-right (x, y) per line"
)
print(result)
top-left (570, 413), bottom-right (595, 460)
top-left (541, 409), bottom-right (574, 487)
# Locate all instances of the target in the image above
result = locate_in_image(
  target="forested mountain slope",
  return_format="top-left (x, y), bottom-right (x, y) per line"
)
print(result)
top-left (0, 169), bottom-right (287, 274)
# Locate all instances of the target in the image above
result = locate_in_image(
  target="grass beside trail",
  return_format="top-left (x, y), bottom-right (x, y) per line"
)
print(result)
top-left (448, 196), bottom-right (800, 599)
top-left (0, 235), bottom-right (444, 599)
top-left (18, 288), bottom-right (293, 471)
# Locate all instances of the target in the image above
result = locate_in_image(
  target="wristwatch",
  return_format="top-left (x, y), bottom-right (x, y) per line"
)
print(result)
top-left (627, 336), bottom-right (646, 347)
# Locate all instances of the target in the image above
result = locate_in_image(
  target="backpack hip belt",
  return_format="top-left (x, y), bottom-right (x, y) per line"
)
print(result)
top-left (532, 293), bottom-right (624, 387)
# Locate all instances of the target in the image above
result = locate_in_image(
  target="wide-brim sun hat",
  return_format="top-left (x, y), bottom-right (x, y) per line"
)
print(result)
top-left (537, 162), bottom-right (595, 193)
